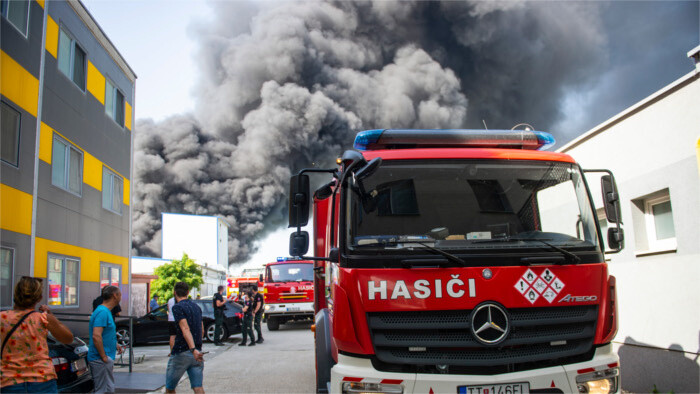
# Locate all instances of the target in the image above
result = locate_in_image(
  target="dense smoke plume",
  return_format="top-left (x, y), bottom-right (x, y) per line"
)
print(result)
top-left (132, 1), bottom-right (698, 265)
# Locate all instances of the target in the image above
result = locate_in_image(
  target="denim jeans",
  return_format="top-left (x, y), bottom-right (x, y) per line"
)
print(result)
top-left (165, 351), bottom-right (204, 390)
top-left (1, 379), bottom-right (58, 393)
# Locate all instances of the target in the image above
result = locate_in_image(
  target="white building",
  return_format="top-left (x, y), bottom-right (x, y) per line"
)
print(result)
top-left (557, 46), bottom-right (700, 393)
top-left (162, 213), bottom-right (229, 270)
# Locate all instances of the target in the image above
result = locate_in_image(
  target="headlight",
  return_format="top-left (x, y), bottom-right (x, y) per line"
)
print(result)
top-left (264, 305), bottom-right (270, 311)
top-left (576, 368), bottom-right (619, 394)
top-left (342, 382), bottom-right (403, 394)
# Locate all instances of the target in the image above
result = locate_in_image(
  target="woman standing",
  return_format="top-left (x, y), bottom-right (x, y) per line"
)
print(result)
top-left (1, 276), bottom-right (74, 393)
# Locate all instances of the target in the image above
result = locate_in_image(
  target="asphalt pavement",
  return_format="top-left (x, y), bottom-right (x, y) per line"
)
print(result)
top-left (125, 320), bottom-right (315, 393)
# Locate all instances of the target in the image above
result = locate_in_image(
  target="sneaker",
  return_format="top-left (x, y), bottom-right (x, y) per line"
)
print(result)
top-left (255, 339), bottom-right (264, 344)
top-left (248, 342), bottom-right (256, 346)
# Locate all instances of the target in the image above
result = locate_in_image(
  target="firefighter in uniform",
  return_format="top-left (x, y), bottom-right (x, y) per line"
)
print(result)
top-left (251, 285), bottom-right (264, 343)
top-left (213, 285), bottom-right (226, 346)
top-left (239, 291), bottom-right (256, 346)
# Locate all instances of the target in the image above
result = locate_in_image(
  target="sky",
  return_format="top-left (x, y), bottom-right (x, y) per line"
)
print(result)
top-left (81, 0), bottom-right (699, 274)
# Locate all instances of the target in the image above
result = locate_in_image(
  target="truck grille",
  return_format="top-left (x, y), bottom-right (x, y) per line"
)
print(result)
top-left (367, 305), bottom-right (597, 374)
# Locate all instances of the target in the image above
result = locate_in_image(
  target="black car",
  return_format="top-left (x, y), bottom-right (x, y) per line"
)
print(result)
top-left (47, 334), bottom-right (94, 393)
top-left (116, 299), bottom-right (243, 345)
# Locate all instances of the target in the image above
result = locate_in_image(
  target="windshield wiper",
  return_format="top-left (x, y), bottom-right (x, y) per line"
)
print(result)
top-left (469, 236), bottom-right (580, 264)
top-left (529, 239), bottom-right (581, 264)
top-left (354, 240), bottom-right (467, 267)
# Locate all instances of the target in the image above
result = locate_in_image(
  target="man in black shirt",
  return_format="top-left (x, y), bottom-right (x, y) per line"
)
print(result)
top-left (238, 291), bottom-right (256, 346)
top-left (165, 282), bottom-right (204, 393)
top-left (213, 285), bottom-right (226, 346)
top-left (251, 285), bottom-right (264, 344)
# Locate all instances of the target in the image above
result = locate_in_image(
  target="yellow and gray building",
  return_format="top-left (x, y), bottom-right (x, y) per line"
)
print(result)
top-left (1, 0), bottom-right (135, 324)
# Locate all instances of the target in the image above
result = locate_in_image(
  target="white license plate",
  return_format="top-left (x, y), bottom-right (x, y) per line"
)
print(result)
top-left (286, 307), bottom-right (300, 311)
top-left (71, 358), bottom-right (87, 372)
top-left (458, 382), bottom-right (529, 394)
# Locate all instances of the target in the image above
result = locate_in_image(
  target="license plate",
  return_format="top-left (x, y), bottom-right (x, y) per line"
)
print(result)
top-left (287, 307), bottom-right (300, 311)
top-left (71, 358), bottom-right (87, 372)
top-left (458, 382), bottom-right (529, 394)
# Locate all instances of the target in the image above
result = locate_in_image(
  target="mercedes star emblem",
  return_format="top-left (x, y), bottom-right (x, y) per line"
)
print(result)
top-left (470, 302), bottom-right (510, 345)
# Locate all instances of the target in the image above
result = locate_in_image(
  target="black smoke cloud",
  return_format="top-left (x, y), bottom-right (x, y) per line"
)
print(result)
top-left (132, 1), bottom-right (698, 265)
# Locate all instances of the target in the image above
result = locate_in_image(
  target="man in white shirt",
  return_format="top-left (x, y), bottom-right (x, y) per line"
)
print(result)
top-left (167, 297), bottom-right (176, 351)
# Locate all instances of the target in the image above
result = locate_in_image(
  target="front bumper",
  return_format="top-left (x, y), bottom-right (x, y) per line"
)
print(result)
top-left (331, 344), bottom-right (620, 393)
top-left (264, 301), bottom-right (314, 316)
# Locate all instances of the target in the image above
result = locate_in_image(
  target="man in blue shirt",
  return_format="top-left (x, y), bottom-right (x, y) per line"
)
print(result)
top-left (166, 282), bottom-right (205, 393)
top-left (88, 285), bottom-right (121, 393)
top-left (150, 294), bottom-right (159, 312)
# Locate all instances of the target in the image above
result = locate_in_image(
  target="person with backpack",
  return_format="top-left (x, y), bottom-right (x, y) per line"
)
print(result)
top-left (1, 276), bottom-right (73, 393)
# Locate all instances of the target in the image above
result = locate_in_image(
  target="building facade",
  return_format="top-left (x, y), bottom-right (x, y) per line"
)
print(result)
top-left (1, 0), bottom-right (135, 326)
top-left (558, 47), bottom-right (700, 392)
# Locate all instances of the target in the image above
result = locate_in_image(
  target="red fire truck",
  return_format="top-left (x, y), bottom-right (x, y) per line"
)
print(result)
top-left (227, 268), bottom-right (264, 299)
top-left (288, 129), bottom-right (623, 394)
top-left (262, 258), bottom-right (315, 331)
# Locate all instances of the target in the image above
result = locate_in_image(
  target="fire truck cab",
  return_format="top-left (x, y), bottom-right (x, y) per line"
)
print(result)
top-left (262, 258), bottom-right (315, 331)
top-left (288, 129), bottom-right (624, 394)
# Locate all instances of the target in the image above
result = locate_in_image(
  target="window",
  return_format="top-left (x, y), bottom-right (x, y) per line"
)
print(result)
top-left (100, 263), bottom-right (120, 289)
top-left (57, 27), bottom-right (86, 90)
top-left (105, 80), bottom-right (125, 127)
top-left (1, 101), bottom-right (20, 167)
top-left (51, 136), bottom-right (82, 195)
top-left (645, 195), bottom-right (676, 250)
top-left (1, 247), bottom-right (14, 308)
top-left (102, 167), bottom-right (122, 213)
top-left (631, 189), bottom-right (677, 254)
top-left (1, 0), bottom-right (29, 36)
top-left (48, 255), bottom-right (79, 307)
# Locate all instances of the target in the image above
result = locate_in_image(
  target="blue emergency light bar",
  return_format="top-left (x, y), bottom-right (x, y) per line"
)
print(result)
top-left (277, 257), bottom-right (288, 262)
top-left (353, 129), bottom-right (556, 151)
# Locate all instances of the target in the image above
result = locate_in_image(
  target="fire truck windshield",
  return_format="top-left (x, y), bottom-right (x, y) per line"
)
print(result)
top-left (346, 159), bottom-right (600, 254)
top-left (266, 263), bottom-right (314, 283)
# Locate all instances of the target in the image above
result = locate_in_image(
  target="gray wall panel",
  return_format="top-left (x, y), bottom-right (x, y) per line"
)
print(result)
top-left (0, 99), bottom-right (37, 194)
top-left (0, 1), bottom-right (44, 78)
top-left (0, 230), bottom-right (32, 277)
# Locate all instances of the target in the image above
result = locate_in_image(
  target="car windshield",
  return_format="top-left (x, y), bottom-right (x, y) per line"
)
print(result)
top-left (266, 263), bottom-right (313, 283)
top-left (346, 159), bottom-right (600, 253)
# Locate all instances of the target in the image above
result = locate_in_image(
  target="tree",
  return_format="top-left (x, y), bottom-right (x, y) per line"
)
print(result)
top-left (151, 253), bottom-right (203, 302)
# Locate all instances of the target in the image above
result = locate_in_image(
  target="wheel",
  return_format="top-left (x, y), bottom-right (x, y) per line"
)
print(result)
top-left (206, 322), bottom-right (228, 342)
top-left (116, 327), bottom-right (130, 347)
top-left (267, 317), bottom-right (280, 331)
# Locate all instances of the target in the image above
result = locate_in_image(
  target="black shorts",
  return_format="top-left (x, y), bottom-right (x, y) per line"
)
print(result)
top-left (168, 321), bottom-right (177, 336)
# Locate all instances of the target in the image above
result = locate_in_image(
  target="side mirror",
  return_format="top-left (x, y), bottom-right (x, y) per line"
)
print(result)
top-left (607, 227), bottom-right (624, 251)
top-left (601, 175), bottom-right (621, 223)
top-left (314, 180), bottom-right (335, 200)
top-left (288, 175), bottom-right (310, 227)
top-left (259, 274), bottom-right (263, 283)
top-left (289, 231), bottom-right (309, 257)
top-left (355, 157), bottom-right (382, 180)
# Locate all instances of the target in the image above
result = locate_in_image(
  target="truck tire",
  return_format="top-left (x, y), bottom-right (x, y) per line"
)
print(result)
top-left (267, 317), bottom-right (280, 331)
top-left (315, 309), bottom-right (334, 393)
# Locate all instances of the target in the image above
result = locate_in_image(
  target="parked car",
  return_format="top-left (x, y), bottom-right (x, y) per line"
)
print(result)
top-left (116, 299), bottom-right (243, 346)
top-left (47, 333), bottom-right (94, 393)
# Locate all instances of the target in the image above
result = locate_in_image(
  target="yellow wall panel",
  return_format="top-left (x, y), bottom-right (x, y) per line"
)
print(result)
top-left (36, 0), bottom-right (45, 8)
top-left (46, 16), bottom-right (58, 58)
top-left (83, 152), bottom-right (103, 191)
top-left (87, 61), bottom-right (106, 105)
top-left (0, 185), bottom-right (33, 235)
top-left (0, 51), bottom-right (39, 117)
top-left (39, 122), bottom-right (53, 164)
top-left (34, 237), bottom-right (129, 284)
top-left (125, 102), bottom-right (132, 130)
top-left (123, 178), bottom-right (130, 206)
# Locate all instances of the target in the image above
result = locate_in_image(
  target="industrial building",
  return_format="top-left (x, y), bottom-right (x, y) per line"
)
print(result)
top-left (558, 45), bottom-right (700, 392)
top-left (1, 0), bottom-right (135, 324)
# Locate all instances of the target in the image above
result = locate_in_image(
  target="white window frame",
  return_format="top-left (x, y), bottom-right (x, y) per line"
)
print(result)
top-left (47, 254), bottom-right (80, 308)
top-left (102, 166), bottom-right (123, 214)
top-left (104, 79), bottom-right (125, 127)
top-left (51, 134), bottom-right (83, 196)
top-left (57, 26), bottom-right (86, 91)
top-left (1, 100), bottom-right (21, 168)
top-left (1, 246), bottom-right (15, 308)
top-left (1, 0), bottom-right (29, 37)
top-left (643, 195), bottom-right (676, 251)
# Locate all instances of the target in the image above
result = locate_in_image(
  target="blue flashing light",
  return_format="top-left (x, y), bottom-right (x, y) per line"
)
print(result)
top-left (533, 131), bottom-right (556, 150)
top-left (353, 129), bottom-right (385, 150)
top-left (276, 257), bottom-right (288, 262)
